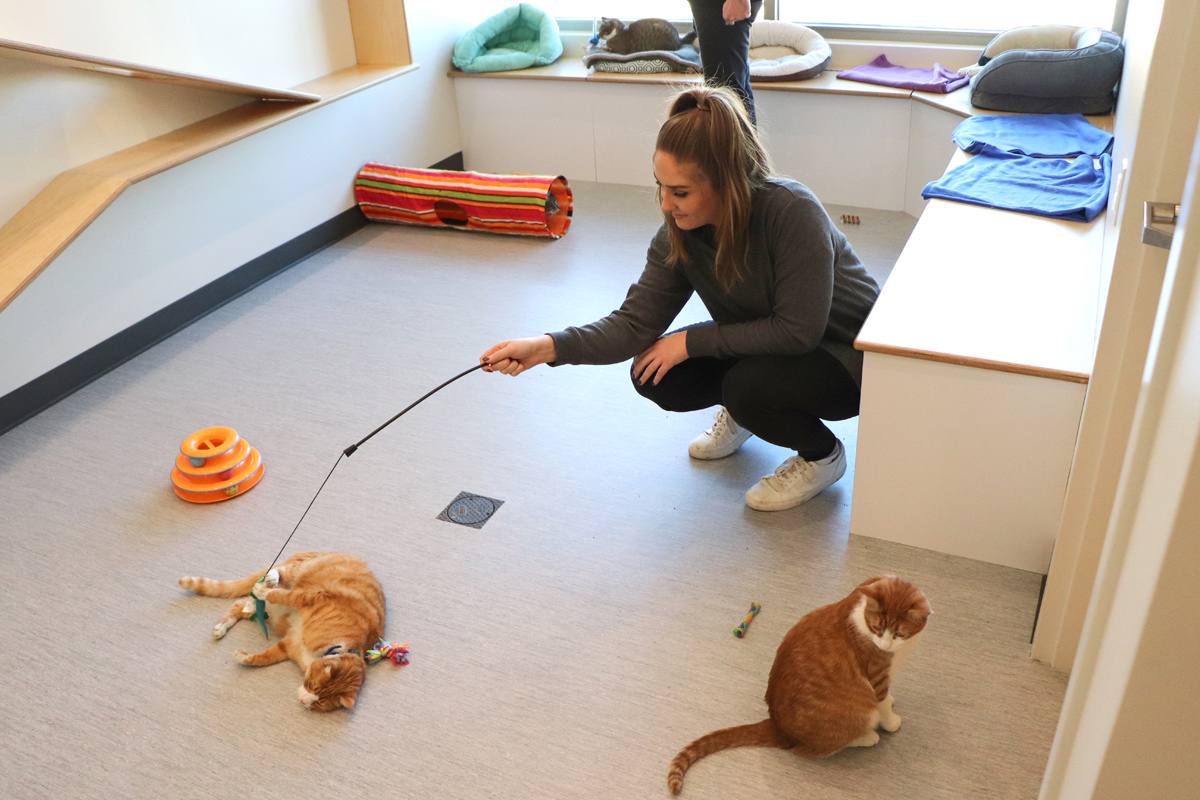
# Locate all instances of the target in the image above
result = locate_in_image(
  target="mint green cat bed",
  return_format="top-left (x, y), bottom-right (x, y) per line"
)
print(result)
top-left (452, 4), bottom-right (563, 73)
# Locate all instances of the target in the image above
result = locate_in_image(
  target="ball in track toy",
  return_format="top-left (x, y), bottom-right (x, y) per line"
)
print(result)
top-left (172, 426), bottom-right (264, 503)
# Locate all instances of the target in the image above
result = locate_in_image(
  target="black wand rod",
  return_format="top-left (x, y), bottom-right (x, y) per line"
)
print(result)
top-left (343, 362), bottom-right (487, 457)
top-left (264, 361), bottom-right (488, 573)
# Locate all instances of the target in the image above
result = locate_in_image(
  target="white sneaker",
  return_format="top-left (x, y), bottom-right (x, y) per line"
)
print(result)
top-left (744, 440), bottom-right (847, 511)
top-left (689, 407), bottom-right (753, 460)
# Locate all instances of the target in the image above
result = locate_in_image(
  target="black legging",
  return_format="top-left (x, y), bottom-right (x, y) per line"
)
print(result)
top-left (632, 347), bottom-right (860, 461)
top-left (688, 0), bottom-right (765, 125)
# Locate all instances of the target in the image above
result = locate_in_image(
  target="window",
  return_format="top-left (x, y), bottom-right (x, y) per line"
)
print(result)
top-left (544, 0), bottom-right (1122, 35)
top-left (541, 1), bottom-right (694, 23)
top-left (778, 0), bottom-right (1120, 32)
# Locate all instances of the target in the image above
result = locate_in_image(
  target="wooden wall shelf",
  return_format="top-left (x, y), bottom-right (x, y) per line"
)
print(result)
top-left (0, 1), bottom-right (411, 315)
top-left (0, 37), bottom-right (322, 102)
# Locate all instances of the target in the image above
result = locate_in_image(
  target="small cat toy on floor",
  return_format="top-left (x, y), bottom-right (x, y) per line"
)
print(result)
top-left (367, 640), bottom-right (410, 665)
top-left (734, 602), bottom-right (762, 638)
top-left (840, 214), bottom-right (860, 225)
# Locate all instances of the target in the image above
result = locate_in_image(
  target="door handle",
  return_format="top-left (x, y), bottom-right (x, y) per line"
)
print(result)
top-left (1142, 201), bottom-right (1180, 249)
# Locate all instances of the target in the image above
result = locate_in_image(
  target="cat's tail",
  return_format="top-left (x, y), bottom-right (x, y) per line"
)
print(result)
top-left (667, 719), bottom-right (792, 794)
top-left (681, 31), bottom-right (697, 45)
top-left (178, 570), bottom-right (267, 598)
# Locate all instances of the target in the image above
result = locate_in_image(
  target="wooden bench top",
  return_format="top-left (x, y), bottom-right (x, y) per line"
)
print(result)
top-left (450, 63), bottom-right (913, 98)
top-left (912, 88), bottom-right (1116, 132)
top-left (854, 150), bottom-right (1105, 383)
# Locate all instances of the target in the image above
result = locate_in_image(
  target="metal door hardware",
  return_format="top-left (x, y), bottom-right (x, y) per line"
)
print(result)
top-left (1142, 201), bottom-right (1180, 249)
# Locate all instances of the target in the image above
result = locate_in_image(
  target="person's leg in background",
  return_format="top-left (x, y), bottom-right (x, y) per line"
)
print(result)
top-left (688, 0), bottom-right (764, 125)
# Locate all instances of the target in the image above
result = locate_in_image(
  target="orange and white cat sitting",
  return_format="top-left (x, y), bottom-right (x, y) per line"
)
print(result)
top-left (668, 575), bottom-right (931, 793)
top-left (179, 551), bottom-right (385, 712)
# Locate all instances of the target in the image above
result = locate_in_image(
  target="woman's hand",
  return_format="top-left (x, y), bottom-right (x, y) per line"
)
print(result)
top-left (723, 0), bottom-right (752, 24)
top-left (481, 335), bottom-right (557, 376)
top-left (633, 331), bottom-right (689, 386)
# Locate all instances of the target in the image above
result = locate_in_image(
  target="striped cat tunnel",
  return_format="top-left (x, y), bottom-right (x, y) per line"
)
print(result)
top-left (354, 164), bottom-right (573, 239)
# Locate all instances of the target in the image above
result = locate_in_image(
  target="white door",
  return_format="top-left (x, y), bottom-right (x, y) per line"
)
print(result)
top-left (1032, 0), bottom-right (1200, 670)
top-left (1038, 105), bottom-right (1200, 800)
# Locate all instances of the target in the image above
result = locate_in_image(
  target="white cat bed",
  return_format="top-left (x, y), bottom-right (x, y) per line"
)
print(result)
top-left (748, 21), bottom-right (831, 82)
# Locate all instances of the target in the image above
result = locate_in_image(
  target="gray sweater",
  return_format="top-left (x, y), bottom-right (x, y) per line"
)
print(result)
top-left (549, 178), bottom-right (880, 387)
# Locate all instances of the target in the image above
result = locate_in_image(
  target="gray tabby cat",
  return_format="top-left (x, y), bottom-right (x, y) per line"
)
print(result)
top-left (597, 17), bottom-right (697, 55)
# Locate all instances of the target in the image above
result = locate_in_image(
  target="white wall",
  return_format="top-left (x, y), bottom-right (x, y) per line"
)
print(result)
top-left (0, 3), bottom-right (503, 400)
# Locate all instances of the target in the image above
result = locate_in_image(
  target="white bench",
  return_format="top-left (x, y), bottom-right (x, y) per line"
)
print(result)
top-left (451, 61), bottom-right (1112, 572)
top-left (450, 60), bottom-right (966, 215)
top-left (851, 142), bottom-right (1110, 573)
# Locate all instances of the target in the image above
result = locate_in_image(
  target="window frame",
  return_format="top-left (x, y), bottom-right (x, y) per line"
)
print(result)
top-left (553, 0), bottom-right (1128, 46)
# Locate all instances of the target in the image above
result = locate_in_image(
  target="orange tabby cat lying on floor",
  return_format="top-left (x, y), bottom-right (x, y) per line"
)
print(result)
top-left (179, 551), bottom-right (385, 712)
top-left (668, 575), bottom-right (931, 793)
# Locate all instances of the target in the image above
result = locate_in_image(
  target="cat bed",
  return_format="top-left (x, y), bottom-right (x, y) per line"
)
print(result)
top-left (965, 25), bottom-right (1124, 115)
top-left (583, 43), bottom-right (702, 74)
top-left (452, 3), bottom-right (563, 73)
top-left (747, 21), bottom-right (831, 82)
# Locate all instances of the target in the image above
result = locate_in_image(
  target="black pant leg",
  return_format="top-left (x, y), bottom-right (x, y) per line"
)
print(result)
top-left (631, 354), bottom-right (737, 412)
top-left (688, 0), bottom-right (764, 125)
top-left (720, 350), bottom-right (861, 460)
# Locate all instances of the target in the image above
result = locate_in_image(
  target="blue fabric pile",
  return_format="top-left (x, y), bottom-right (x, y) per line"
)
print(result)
top-left (922, 114), bottom-right (1114, 222)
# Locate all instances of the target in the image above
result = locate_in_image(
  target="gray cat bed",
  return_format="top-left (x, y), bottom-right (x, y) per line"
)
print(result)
top-left (583, 43), bottom-right (702, 74)
top-left (966, 25), bottom-right (1124, 115)
top-left (748, 21), bottom-right (831, 82)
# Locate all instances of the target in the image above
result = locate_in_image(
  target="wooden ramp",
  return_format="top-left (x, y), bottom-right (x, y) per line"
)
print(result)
top-left (0, 0), bottom-right (413, 314)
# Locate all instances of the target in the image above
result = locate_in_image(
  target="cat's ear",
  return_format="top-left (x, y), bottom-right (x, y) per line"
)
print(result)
top-left (857, 577), bottom-right (887, 603)
top-left (339, 694), bottom-right (356, 709)
top-left (857, 574), bottom-right (894, 592)
top-left (905, 607), bottom-right (931, 625)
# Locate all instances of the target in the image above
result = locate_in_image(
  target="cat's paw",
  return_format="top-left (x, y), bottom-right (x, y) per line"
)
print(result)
top-left (848, 732), bottom-right (881, 748)
top-left (233, 649), bottom-right (251, 664)
top-left (878, 694), bottom-right (902, 732)
top-left (251, 569), bottom-right (279, 600)
top-left (213, 622), bottom-right (229, 639)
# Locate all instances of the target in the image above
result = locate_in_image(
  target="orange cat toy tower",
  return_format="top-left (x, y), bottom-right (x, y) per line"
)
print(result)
top-left (171, 426), bottom-right (264, 503)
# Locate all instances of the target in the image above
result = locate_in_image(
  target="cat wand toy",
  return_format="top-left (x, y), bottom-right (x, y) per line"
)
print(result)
top-left (249, 362), bottom-right (489, 638)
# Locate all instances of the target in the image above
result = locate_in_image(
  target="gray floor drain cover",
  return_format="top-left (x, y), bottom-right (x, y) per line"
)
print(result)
top-left (437, 492), bottom-right (503, 529)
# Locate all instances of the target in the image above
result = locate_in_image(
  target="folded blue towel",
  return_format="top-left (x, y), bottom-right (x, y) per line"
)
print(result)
top-left (922, 145), bottom-right (1111, 222)
top-left (952, 114), bottom-right (1114, 158)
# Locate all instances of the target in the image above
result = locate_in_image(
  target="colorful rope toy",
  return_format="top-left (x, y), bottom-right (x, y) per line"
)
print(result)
top-left (733, 602), bottom-right (762, 638)
top-left (366, 640), bottom-right (410, 665)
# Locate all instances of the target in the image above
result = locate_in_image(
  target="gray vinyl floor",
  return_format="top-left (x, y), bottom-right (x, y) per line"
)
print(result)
top-left (0, 182), bottom-right (1066, 799)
